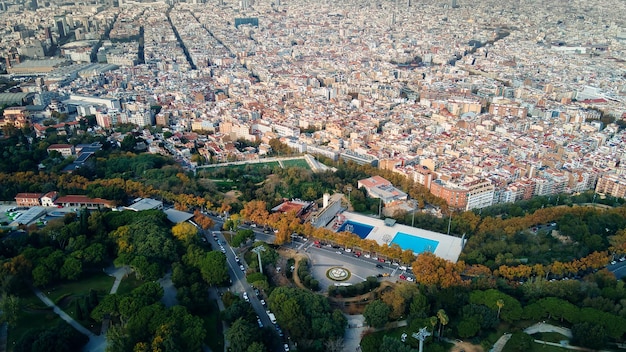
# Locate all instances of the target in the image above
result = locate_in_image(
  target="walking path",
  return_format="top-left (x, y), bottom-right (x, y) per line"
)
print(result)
top-left (489, 333), bottom-right (512, 352)
top-left (523, 322), bottom-right (572, 338)
top-left (33, 288), bottom-right (95, 338)
top-left (157, 272), bottom-right (178, 308)
top-left (29, 266), bottom-right (131, 352)
top-left (105, 265), bottom-right (129, 295)
top-left (493, 322), bottom-right (614, 352)
top-left (208, 287), bottom-right (228, 352)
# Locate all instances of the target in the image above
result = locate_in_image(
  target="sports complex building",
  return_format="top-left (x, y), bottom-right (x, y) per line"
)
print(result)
top-left (332, 211), bottom-right (464, 263)
top-left (311, 193), bottom-right (464, 263)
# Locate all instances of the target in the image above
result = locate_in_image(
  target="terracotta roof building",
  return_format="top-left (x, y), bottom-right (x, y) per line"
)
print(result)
top-left (15, 193), bottom-right (42, 207)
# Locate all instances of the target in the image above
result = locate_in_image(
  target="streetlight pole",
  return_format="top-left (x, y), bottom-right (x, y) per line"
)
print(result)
top-left (251, 246), bottom-right (266, 274)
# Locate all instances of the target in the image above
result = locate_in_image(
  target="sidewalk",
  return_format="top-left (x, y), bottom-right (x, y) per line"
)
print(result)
top-left (208, 286), bottom-right (229, 352)
top-left (32, 287), bottom-right (107, 352)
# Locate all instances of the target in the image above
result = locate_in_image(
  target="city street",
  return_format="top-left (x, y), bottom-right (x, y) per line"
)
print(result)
top-left (203, 218), bottom-right (285, 351)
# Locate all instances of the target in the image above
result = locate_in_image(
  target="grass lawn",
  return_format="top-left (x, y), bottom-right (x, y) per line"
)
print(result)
top-left (214, 180), bottom-right (237, 191)
top-left (204, 300), bottom-right (224, 352)
top-left (47, 272), bottom-right (115, 304)
top-left (116, 272), bottom-right (144, 296)
top-left (43, 272), bottom-right (115, 334)
top-left (282, 158), bottom-right (310, 169)
top-left (530, 332), bottom-right (570, 343)
top-left (8, 290), bottom-right (61, 351)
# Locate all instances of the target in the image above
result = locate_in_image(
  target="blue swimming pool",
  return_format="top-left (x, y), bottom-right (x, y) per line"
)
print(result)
top-left (337, 220), bottom-right (374, 239)
top-left (391, 232), bottom-right (439, 254)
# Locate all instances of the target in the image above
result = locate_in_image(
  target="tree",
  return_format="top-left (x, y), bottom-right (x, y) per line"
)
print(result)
top-left (412, 252), bottom-right (465, 288)
top-left (381, 282), bottom-right (420, 320)
top-left (247, 342), bottom-right (266, 352)
top-left (60, 257), bottom-right (83, 280)
top-left (226, 318), bottom-right (259, 352)
top-left (436, 309), bottom-right (448, 340)
top-left (429, 316), bottom-right (438, 336)
top-left (496, 299), bottom-right (504, 319)
top-left (0, 293), bottom-right (20, 326)
top-left (120, 134), bottom-right (139, 152)
top-left (572, 322), bottom-right (607, 349)
top-left (172, 222), bottom-right (198, 243)
top-left (325, 337), bottom-right (344, 352)
top-left (199, 251), bottom-right (229, 286)
top-left (378, 336), bottom-right (416, 352)
top-left (363, 300), bottom-right (390, 328)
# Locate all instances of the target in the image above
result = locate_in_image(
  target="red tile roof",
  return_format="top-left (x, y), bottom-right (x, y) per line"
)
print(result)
top-left (15, 193), bottom-right (42, 199)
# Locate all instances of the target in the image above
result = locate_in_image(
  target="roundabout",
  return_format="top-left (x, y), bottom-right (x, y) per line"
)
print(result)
top-left (326, 267), bottom-right (351, 281)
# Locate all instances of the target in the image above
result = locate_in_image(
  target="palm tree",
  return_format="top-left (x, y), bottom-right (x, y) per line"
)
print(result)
top-left (437, 309), bottom-right (448, 340)
top-left (496, 299), bottom-right (505, 319)
top-left (429, 316), bottom-right (438, 340)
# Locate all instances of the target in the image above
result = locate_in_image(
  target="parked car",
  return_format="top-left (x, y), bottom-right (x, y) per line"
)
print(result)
top-left (364, 254), bottom-right (371, 258)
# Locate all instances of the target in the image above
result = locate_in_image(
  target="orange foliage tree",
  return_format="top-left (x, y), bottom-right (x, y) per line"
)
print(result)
top-left (411, 252), bottom-right (466, 288)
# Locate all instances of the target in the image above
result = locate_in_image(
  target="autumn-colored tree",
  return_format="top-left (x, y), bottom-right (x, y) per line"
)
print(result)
top-left (193, 210), bottom-right (214, 230)
top-left (609, 229), bottom-right (626, 255)
top-left (412, 252), bottom-right (466, 288)
top-left (172, 222), bottom-right (198, 243)
top-left (240, 200), bottom-right (269, 225)
top-left (381, 283), bottom-right (420, 320)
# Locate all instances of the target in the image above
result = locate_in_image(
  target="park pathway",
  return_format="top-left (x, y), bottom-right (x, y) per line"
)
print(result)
top-left (105, 265), bottom-right (129, 295)
top-left (523, 322), bottom-right (572, 338)
top-left (33, 287), bottom-right (107, 352)
top-left (489, 333), bottom-right (511, 352)
top-left (31, 271), bottom-right (133, 352)
top-left (33, 288), bottom-right (95, 338)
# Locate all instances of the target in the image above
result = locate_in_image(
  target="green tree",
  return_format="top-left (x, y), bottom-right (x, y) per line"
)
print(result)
top-left (226, 318), bottom-right (259, 352)
top-left (200, 251), bottom-right (229, 286)
top-left (378, 336), bottom-right (416, 352)
top-left (0, 293), bottom-right (20, 326)
top-left (572, 322), bottom-right (608, 349)
top-left (437, 309), bottom-right (448, 340)
top-left (247, 342), bottom-right (266, 352)
top-left (363, 300), bottom-right (390, 328)
top-left (60, 257), bottom-right (83, 280)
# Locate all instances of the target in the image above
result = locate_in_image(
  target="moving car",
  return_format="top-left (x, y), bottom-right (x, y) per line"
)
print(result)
top-left (243, 292), bottom-right (249, 302)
